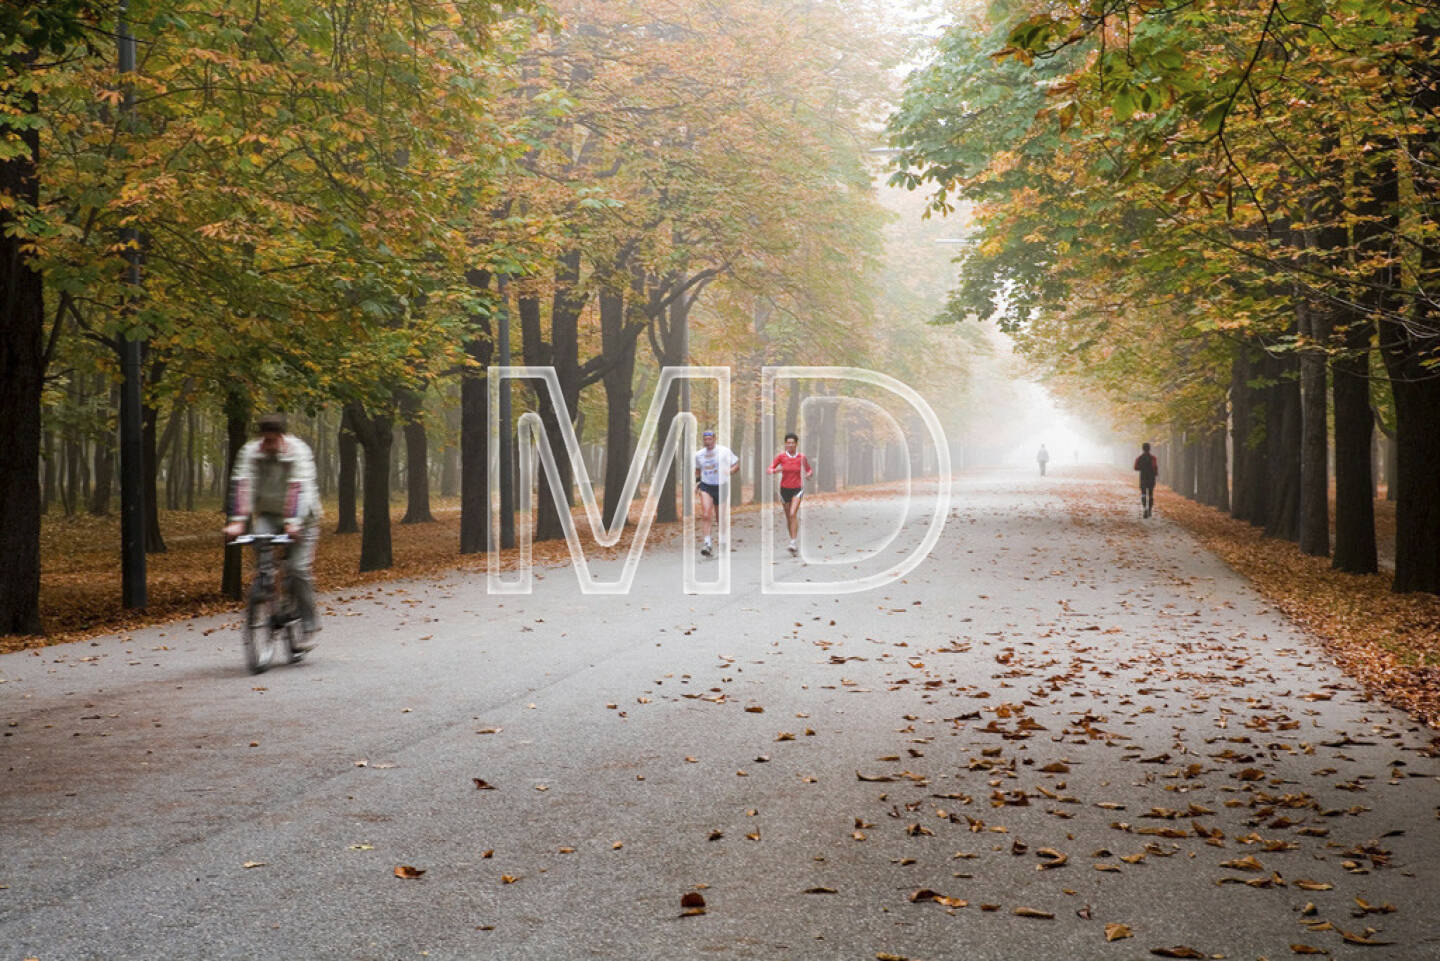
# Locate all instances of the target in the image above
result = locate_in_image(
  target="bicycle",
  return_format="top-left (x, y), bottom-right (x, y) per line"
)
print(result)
top-left (229, 532), bottom-right (306, 674)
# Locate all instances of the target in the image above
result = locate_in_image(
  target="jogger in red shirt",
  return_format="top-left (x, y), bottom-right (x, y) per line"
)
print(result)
top-left (768, 432), bottom-right (814, 555)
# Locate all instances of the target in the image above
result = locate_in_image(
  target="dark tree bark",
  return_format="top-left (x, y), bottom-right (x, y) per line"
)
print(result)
top-left (1204, 424), bottom-right (1229, 512)
top-left (1263, 349), bottom-right (1303, 543)
top-left (600, 289), bottom-right (638, 530)
top-left (221, 388), bottom-right (249, 600)
top-left (399, 389), bottom-right (434, 524)
top-left (1176, 434), bottom-right (1197, 500)
top-left (335, 408), bottom-right (359, 534)
top-left (1379, 37), bottom-right (1440, 593)
top-left (185, 406), bottom-right (197, 512)
top-left (518, 293), bottom-right (565, 542)
top-left (142, 384), bottom-right (165, 553)
top-left (459, 268), bottom-right (493, 555)
top-left (0, 52), bottom-right (45, 633)
top-left (90, 419), bottom-right (115, 517)
top-left (1230, 345), bottom-right (1267, 526)
top-left (1332, 316), bottom-right (1378, 573)
top-left (347, 401), bottom-right (394, 571)
top-left (1298, 299), bottom-right (1331, 556)
top-left (41, 429), bottom-right (55, 515)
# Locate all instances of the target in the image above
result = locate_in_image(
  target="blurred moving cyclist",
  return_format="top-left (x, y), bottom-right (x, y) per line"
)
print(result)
top-left (224, 413), bottom-right (323, 646)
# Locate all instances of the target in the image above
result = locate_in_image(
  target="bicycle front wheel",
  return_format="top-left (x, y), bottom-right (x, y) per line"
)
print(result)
top-left (243, 588), bottom-right (277, 674)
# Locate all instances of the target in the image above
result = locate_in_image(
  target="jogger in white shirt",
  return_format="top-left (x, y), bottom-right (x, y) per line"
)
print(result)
top-left (693, 429), bottom-right (739, 556)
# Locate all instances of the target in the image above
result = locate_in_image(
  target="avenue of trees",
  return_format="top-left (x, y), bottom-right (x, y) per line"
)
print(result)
top-left (2, 0), bottom-right (971, 635)
top-left (890, 0), bottom-right (1440, 595)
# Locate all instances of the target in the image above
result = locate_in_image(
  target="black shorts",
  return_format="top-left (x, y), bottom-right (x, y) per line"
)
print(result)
top-left (696, 481), bottom-right (720, 505)
top-left (1139, 477), bottom-right (1156, 491)
top-left (780, 486), bottom-right (803, 505)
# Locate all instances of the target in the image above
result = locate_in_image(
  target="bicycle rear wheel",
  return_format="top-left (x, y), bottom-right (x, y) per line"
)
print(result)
top-left (243, 588), bottom-right (277, 674)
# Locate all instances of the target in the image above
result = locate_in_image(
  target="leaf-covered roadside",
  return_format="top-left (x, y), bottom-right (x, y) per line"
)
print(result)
top-left (2, 497), bottom-right (660, 654)
top-left (1069, 479), bottom-right (1440, 728)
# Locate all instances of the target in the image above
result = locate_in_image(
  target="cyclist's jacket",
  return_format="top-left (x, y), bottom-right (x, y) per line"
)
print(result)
top-left (229, 434), bottom-right (322, 527)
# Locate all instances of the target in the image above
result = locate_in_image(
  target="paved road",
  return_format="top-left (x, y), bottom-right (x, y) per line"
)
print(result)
top-left (2, 469), bottom-right (1436, 961)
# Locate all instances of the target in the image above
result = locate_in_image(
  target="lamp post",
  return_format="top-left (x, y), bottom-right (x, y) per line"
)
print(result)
top-left (117, 0), bottom-right (146, 609)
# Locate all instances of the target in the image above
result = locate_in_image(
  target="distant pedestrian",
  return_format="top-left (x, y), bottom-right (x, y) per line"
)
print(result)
top-left (1134, 442), bottom-right (1158, 518)
top-left (1036, 444), bottom-right (1050, 476)
top-left (768, 432), bottom-right (814, 555)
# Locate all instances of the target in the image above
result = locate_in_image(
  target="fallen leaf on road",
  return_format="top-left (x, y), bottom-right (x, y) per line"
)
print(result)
top-left (857, 771), bottom-right (894, 782)
top-left (1289, 947), bottom-right (1326, 956)
top-left (473, 778), bottom-right (496, 790)
top-left (804, 886), bottom-right (838, 894)
top-left (1105, 923), bottom-right (1132, 942)
top-left (242, 861), bottom-right (266, 869)
top-left (1149, 948), bottom-right (1204, 959)
top-left (1339, 930), bottom-right (1394, 946)
top-left (680, 892), bottom-right (706, 916)
top-left (501, 875), bottom-right (518, 884)
top-left (1014, 907), bottom-right (1054, 919)
top-left (1036, 848), bottom-right (1068, 869)
top-left (1295, 880), bottom-right (1334, 891)
top-left (1353, 897), bottom-right (1395, 916)
top-left (394, 865), bottom-right (425, 879)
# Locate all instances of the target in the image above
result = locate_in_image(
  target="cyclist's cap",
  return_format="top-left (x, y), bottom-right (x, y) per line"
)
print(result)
top-left (258, 413), bottom-right (287, 434)
top-left (702, 429), bottom-right (715, 437)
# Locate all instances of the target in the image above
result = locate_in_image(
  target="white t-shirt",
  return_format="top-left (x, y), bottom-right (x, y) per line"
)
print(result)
top-left (694, 444), bottom-right (738, 485)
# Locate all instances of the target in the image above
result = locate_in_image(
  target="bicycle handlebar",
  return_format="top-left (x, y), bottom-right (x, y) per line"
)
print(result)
top-left (230, 533), bottom-right (294, 547)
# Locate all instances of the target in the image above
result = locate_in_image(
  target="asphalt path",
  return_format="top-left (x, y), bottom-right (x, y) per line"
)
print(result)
top-left (2, 468), bottom-right (1437, 961)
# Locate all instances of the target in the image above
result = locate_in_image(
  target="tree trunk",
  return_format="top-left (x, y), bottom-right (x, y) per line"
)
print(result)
top-left (1331, 315), bottom-right (1377, 573)
top-left (1298, 300), bottom-right (1331, 556)
top-left (142, 389), bottom-right (166, 553)
top-left (41, 428), bottom-right (55, 515)
top-left (1263, 350), bottom-right (1302, 543)
top-left (517, 293), bottom-right (567, 542)
top-left (459, 272), bottom-right (494, 555)
top-left (90, 419), bottom-right (115, 517)
top-left (440, 399), bottom-right (459, 499)
top-left (185, 406), bottom-right (197, 512)
top-left (335, 409), bottom-right (359, 535)
top-left (1205, 424), bottom-right (1229, 512)
top-left (0, 55), bottom-right (45, 633)
top-left (816, 394), bottom-right (837, 492)
top-left (1385, 369), bottom-right (1440, 593)
top-left (399, 389), bottom-right (435, 524)
top-left (348, 402), bottom-right (394, 571)
top-left (600, 289), bottom-right (637, 530)
top-left (221, 388), bottom-right (249, 600)
top-left (1230, 345), bottom-right (1267, 525)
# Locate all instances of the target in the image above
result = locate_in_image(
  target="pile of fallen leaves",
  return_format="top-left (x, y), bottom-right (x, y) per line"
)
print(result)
top-left (1111, 482), bottom-right (1439, 728)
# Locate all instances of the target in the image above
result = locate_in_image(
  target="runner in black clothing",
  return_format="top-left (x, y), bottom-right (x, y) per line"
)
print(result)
top-left (1134, 442), bottom-right (1158, 518)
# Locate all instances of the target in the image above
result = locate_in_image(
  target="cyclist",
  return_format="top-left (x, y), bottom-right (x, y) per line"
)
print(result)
top-left (224, 414), bottom-right (322, 648)
top-left (767, 432), bottom-right (813, 555)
